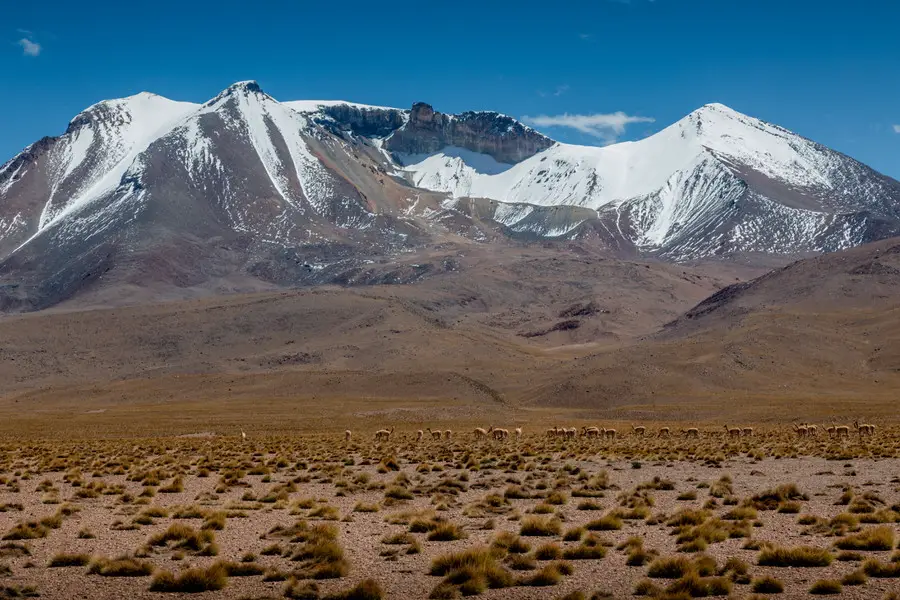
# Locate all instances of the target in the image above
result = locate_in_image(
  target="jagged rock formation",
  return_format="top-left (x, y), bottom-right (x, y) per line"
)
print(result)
top-left (383, 102), bottom-right (555, 163)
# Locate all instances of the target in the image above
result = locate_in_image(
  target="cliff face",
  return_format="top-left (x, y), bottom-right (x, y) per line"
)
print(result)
top-left (384, 102), bottom-right (555, 164)
top-left (318, 104), bottom-right (407, 138)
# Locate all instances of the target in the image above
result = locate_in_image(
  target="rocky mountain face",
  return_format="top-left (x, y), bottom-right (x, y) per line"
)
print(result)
top-left (1, 81), bottom-right (899, 311)
top-left (383, 102), bottom-right (555, 163)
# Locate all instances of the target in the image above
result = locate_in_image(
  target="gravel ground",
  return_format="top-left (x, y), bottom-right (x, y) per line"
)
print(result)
top-left (1, 439), bottom-right (898, 599)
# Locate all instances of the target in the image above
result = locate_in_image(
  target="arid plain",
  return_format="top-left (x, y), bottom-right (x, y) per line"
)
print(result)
top-left (1, 242), bottom-right (900, 599)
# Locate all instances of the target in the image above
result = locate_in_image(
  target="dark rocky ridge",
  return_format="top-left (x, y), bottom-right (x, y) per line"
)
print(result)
top-left (384, 102), bottom-right (554, 164)
top-left (317, 104), bottom-right (407, 138)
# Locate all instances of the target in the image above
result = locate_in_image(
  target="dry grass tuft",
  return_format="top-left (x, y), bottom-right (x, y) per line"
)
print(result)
top-left (834, 525), bottom-right (894, 551)
top-left (809, 579), bottom-right (842, 595)
top-left (48, 553), bottom-right (91, 567)
top-left (758, 545), bottom-right (833, 567)
top-left (88, 557), bottom-right (155, 577)
top-left (751, 575), bottom-right (784, 593)
top-left (149, 562), bottom-right (228, 592)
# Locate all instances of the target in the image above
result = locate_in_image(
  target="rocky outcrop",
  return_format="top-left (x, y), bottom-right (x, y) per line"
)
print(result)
top-left (317, 104), bottom-right (407, 138)
top-left (384, 102), bottom-right (554, 164)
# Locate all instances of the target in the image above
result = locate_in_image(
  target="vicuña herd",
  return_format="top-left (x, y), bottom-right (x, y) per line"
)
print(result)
top-left (793, 421), bottom-right (875, 438)
top-left (349, 420), bottom-right (879, 442)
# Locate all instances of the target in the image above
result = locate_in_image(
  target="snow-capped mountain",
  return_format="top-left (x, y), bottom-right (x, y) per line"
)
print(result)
top-left (1, 81), bottom-right (899, 310)
top-left (397, 103), bottom-right (900, 258)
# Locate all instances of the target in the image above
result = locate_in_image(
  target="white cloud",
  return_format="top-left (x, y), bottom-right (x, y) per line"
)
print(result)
top-left (893, 124), bottom-right (900, 134)
top-left (522, 112), bottom-right (655, 143)
top-left (18, 38), bottom-right (41, 57)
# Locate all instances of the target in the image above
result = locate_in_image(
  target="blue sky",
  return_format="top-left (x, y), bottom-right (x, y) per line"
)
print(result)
top-left (4, 0), bottom-right (899, 177)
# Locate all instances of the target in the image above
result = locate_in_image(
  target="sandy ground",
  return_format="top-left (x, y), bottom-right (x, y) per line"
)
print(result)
top-left (1, 432), bottom-right (898, 599)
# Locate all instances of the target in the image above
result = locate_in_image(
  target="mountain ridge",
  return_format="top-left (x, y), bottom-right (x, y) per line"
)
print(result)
top-left (1, 81), bottom-right (899, 311)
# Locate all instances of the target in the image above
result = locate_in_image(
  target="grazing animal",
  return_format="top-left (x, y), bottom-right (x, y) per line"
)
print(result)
top-left (444, 430), bottom-right (452, 440)
top-left (805, 423), bottom-right (818, 436)
top-left (725, 425), bottom-right (741, 438)
top-left (793, 423), bottom-right (808, 437)
top-left (514, 427), bottom-right (522, 440)
top-left (241, 430), bottom-right (247, 441)
top-left (416, 430), bottom-right (424, 442)
top-left (426, 428), bottom-right (442, 441)
top-left (493, 428), bottom-right (509, 441)
top-left (582, 426), bottom-right (601, 438)
top-left (854, 420), bottom-right (875, 436)
top-left (474, 427), bottom-right (488, 439)
top-left (632, 424), bottom-right (646, 437)
top-left (374, 427), bottom-right (394, 441)
top-left (824, 424), bottom-right (836, 437)
top-left (657, 427), bottom-right (671, 438)
top-left (344, 430), bottom-right (352, 442)
top-left (741, 427), bottom-right (754, 437)
top-left (834, 424), bottom-right (850, 439)
top-left (566, 427), bottom-right (577, 439)
top-left (603, 428), bottom-right (617, 440)
top-left (545, 428), bottom-right (556, 438)
top-left (682, 428), bottom-right (700, 439)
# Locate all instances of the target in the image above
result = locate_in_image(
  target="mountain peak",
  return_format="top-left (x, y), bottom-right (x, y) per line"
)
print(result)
top-left (697, 102), bottom-right (738, 114)
top-left (683, 103), bottom-right (750, 125)
top-left (227, 80), bottom-right (263, 94)
top-left (204, 80), bottom-right (266, 107)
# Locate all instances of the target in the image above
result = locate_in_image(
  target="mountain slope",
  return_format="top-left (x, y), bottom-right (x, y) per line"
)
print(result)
top-left (397, 103), bottom-right (900, 259)
top-left (0, 240), bottom-right (895, 425)
top-left (1, 83), bottom-right (899, 311)
top-left (526, 236), bottom-right (900, 419)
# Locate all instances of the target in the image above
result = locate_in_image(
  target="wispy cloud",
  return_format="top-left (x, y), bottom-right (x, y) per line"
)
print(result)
top-left (522, 112), bottom-right (655, 143)
top-left (18, 37), bottom-right (41, 57)
top-left (538, 84), bottom-right (570, 98)
top-left (893, 124), bottom-right (900, 134)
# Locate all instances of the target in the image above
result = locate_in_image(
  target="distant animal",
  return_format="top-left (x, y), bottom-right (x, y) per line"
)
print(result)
top-left (241, 430), bottom-right (247, 441)
top-left (416, 430), bottom-right (424, 442)
top-left (682, 428), bottom-right (700, 439)
top-left (474, 427), bottom-right (488, 439)
top-left (725, 425), bottom-right (741, 438)
top-left (514, 427), bottom-right (522, 440)
top-left (657, 427), bottom-right (671, 438)
top-left (603, 428), bottom-right (617, 440)
top-left (344, 430), bottom-right (352, 442)
top-left (565, 427), bottom-right (577, 439)
top-left (793, 424), bottom-right (808, 437)
top-left (444, 430), bottom-right (452, 440)
top-left (582, 426), bottom-right (600, 438)
top-left (854, 420), bottom-right (875, 436)
top-left (632, 424), bottom-right (646, 437)
top-left (426, 428), bottom-right (442, 441)
top-left (824, 424), bottom-right (836, 438)
top-left (834, 424), bottom-right (850, 439)
top-left (805, 424), bottom-right (818, 436)
top-left (493, 427), bottom-right (509, 441)
top-left (741, 427), bottom-right (754, 437)
top-left (545, 428), bottom-right (556, 438)
top-left (374, 427), bottom-right (394, 441)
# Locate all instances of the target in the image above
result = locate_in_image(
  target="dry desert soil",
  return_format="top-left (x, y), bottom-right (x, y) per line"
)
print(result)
top-left (0, 431), bottom-right (899, 600)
